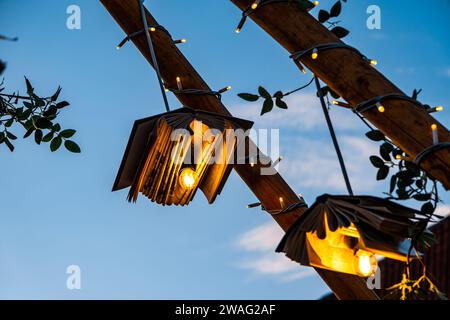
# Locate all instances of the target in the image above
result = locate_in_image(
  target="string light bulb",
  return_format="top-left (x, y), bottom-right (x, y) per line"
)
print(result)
top-left (313, 1), bottom-right (319, 6)
top-left (311, 48), bottom-right (319, 60)
top-left (428, 105), bottom-right (444, 113)
top-left (279, 197), bottom-right (285, 209)
top-left (179, 168), bottom-right (197, 190)
top-left (251, 0), bottom-right (260, 10)
top-left (174, 39), bottom-right (187, 44)
top-left (235, 16), bottom-right (247, 34)
top-left (355, 250), bottom-right (377, 277)
top-left (376, 102), bottom-right (385, 113)
top-left (431, 124), bottom-right (439, 145)
top-left (219, 86), bottom-right (232, 94)
top-left (370, 59), bottom-right (378, 66)
top-left (150, 27), bottom-right (156, 32)
top-left (176, 76), bottom-right (183, 90)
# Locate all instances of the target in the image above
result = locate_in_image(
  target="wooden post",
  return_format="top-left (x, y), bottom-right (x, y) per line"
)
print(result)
top-left (230, 0), bottom-right (450, 190)
top-left (100, 0), bottom-right (379, 300)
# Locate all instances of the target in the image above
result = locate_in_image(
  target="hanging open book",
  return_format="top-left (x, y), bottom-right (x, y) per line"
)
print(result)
top-left (112, 107), bottom-right (253, 206)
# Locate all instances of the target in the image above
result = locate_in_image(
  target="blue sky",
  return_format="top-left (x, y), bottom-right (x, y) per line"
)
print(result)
top-left (0, 0), bottom-right (449, 299)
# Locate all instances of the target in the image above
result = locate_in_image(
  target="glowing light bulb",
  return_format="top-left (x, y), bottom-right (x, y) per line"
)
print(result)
top-left (311, 48), bottom-right (319, 60)
top-left (313, 1), bottom-right (319, 6)
top-left (377, 102), bottom-right (385, 113)
top-left (235, 28), bottom-right (241, 34)
top-left (332, 100), bottom-right (339, 105)
top-left (396, 154), bottom-right (402, 160)
top-left (251, 0), bottom-right (260, 9)
top-left (436, 106), bottom-right (444, 112)
top-left (279, 197), bottom-right (285, 208)
top-left (370, 59), bottom-right (378, 66)
top-left (355, 250), bottom-right (377, 277)
top-left (431, 124), bottom-right (439, 145)
top-left (150, 27), bottom-right (156, 32)
top-left (176, 76), bottom-right (183, 90)
top-left (179, 168), bottom-right (196, 190)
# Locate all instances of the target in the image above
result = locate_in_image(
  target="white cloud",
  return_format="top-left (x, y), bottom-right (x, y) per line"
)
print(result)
top-left (278, 135), bottom-right (379, 193)
top-left (234, 222), bottom-right (315, 282)
top-left (230, 92), bottom-right (359, 131)
top-left (435, 204), bottom-right (450, 219)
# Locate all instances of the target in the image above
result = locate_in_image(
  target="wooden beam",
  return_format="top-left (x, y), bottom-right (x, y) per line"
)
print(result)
top-left (230, 0), bottom-right (450, 190)
top-left (100, 0), bottom-right (379, 300)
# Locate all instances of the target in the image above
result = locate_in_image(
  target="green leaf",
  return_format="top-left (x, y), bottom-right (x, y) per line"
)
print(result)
top-left (59, 129), bottom-right (76, 139)
top-left (52, 123), bottom-right (61, 132)
top-left (330, 1), bottom-right (342, 17)
top-left (5, 138), bottom-right (14, 152)
top-left (331, 26), bottom-right (350, 38)
top-left (6, 131), bottom-right (17, 140)
top-left (64, 140), bottom-right (81, 153)
top-left (56, 101), bottom-right (70, 109)
top-left (275, 98), bottom-right (288, 109)
top-left (23, 101), bottom-right (34, 109)
top-left (261, 98), bottom-right (274, 115)
top-left (318, 10), bottom-right (330, 23)
top-left (273, 91), bottom-right (283, 99)
top-left (24, 76), bottom-right (34, 95)
top-left (377, 165), bottom-right (389, 180)
top-left (370, 155), bottom-right (384, 168)
top-left (51, 86), bottom-right (62, 102)
top-left (366, 130), bottom-right (385, 142)
top-left (50, 136), bottom-right (62, 152)
top-left (35, 118), bottom-right (53, 129)
top-left (4, 118), bottom-right (13, 128)
top-left (380, 144), bottom-right (391, 162)
top-left (34, 129), bottom-right (43, 145)
top-left (42, 131), bottom-right (54, 143)
top-left (421, 202), bottom-right (435, 216)
top-left (258, 86), bottom-right (271, 99)
top-left (23, 127), bottom-right (35, 139)
top-left (238, 93), bottom-right (259, 102)
top-left (389, 174), bottom-right (398, 193)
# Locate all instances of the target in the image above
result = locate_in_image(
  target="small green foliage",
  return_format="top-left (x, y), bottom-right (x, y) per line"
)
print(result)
top-left (0, 77), bottom-right (80, 153)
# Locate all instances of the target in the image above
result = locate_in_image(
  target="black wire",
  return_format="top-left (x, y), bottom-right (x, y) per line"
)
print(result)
top-left (138, 0), bottom-right (170, 112)
top-left (314, 76), bottom-right (354, 196)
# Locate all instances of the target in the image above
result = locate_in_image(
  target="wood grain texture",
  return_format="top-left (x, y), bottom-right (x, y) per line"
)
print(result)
top-left (230, 0), bottom-right (450, 190)
top-left (100, 0), bottom-right (379, 300)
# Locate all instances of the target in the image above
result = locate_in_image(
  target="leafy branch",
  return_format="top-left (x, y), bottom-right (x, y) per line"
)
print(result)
top-left (238, 78), bottom-right (314, 115)
top-left (0, 77), bottom-right (80, 153)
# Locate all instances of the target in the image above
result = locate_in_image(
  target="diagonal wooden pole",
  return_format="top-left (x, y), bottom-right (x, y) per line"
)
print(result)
top-left (230, 0), bottom-right (450, 190)
top-left (100, 0), bottom-right (379, 299)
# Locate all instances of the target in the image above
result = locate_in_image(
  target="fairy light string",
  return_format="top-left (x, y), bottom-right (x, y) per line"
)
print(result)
top-left (236, 0), bottom-right (318, 33)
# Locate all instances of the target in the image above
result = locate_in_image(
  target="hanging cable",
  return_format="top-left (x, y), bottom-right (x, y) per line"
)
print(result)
top-left (138, 0), bottom-right (170, 112)
top-left (314, 75), bottom-right (354, 195)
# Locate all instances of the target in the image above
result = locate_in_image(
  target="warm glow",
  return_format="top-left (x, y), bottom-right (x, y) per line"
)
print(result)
top-left (378, 105), bottom-right (385, 113)
top-left (436, 106), bottom-right (444, 112)
top-left (279, 197), bottom-right (285, 208)
top-left (311, 49), bottom-right (319, 60)
top-left (370, 59), bottom-right (378, 66)
top-left (235, 28), bottom-right (241, 34)
top-left (179, 168), bottom-right (196, 190)
top-left (314, 1), bottom-right (319, 6)
top-left (251, 2), bottom-right (259, 10)
top-left (431, 124), bottom-right (438, 130)
top-left (396, 154), bottom-right (402, 160)
top-left (181, 39), bottom-right (187, 43)
top-left (332, 100), bottom-right (339, 105)
top-left (150, 27), bottom-right (156, 32)
top-left (356, 251), bottom-right (377, 277)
